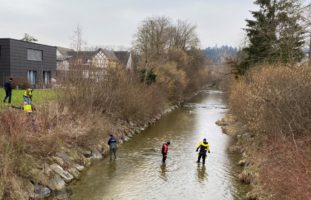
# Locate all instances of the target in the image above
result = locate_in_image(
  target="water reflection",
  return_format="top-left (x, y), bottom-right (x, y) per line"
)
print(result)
top-left (159, 163), bottom-right (168, 181)
top-left (196, 164), bottom-right (208, 183)
top-left (71, 90), bottom-right (248, 200)
top-left (107, 162), bottom-right (117, 178)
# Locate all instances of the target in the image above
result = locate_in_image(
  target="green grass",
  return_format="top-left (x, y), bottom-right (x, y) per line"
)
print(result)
top-left (0, 88), bottom-right (57, 107)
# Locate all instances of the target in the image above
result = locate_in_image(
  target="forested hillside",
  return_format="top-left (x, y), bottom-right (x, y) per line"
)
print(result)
top-left (203, 46), bottom-right (237, 64)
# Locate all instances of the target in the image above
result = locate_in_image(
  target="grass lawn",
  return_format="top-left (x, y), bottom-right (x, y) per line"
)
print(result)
top-left (0, 88), bottom-right (57, 107)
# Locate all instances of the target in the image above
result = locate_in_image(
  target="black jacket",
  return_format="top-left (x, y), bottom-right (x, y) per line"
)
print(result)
top-left (4, 81), bottom-right (12, 92)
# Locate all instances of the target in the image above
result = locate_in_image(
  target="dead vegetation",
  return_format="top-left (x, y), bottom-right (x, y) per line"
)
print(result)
top-left (0, 59), bottom-right (209, 199)
top-left (0, 109), bottom-right (58, 199)
top-left (59, 66), bottom-right (167, 122)
top-left (228, 64), bottom-right (311, 199)
top-left (259, 135), bottom-right (311, 200)
top-left (0, 103), bottom-right (117, 199)
top-left (0, 17), bottom-right (211, 199)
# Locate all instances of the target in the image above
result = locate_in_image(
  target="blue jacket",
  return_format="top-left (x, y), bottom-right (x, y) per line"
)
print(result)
top-left (108, 136), bottom-right (117, 149)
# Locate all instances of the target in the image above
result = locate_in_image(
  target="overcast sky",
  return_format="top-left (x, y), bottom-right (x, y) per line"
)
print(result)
top-left (0, 0), bottom-right (309, 49)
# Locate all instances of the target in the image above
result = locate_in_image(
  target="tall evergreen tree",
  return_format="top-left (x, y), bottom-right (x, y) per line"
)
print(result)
top-left (237, 0), bottom-right (305, 75)
top-left (276, 0), bottom-right (305, 63)
top-left (239, 0), bottom-right (278, 74)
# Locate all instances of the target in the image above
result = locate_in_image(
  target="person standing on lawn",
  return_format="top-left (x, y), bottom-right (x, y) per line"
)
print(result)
top-left (3, 78), bottom-right (13, 104)
top-left (23, 88), bottom-right (33, 104)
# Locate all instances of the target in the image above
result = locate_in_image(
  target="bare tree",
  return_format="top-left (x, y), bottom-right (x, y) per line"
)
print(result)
top-left (170, 20), bottom-right (200, 50)
top-left (71, 24), bottom-right (86, 55)
top-left (70, 24), bottom-right (87, 69)
top-left (134, 16), bottom-right (171, 66)
top-left (133, 16), bottom-right (200, 69)
top-left (21, 33), bottom-right (38, 42)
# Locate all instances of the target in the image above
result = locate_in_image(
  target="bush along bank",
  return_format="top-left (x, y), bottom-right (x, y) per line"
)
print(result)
top-left (1, 65), bottom-right (207, 199)
top-left (217, 64), bottom-right (311, 200)
top-left (0, 36), bottom-right (210, 198)
top-left (0, 102), bottom-right (179, 200)
top-left (216, 114), bottom-right (261, 200)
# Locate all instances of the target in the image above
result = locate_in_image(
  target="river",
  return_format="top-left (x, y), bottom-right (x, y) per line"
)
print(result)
top-left (70, 90), bottom-right (248, 200)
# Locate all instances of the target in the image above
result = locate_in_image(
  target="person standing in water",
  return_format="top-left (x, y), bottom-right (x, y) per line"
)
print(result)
top-left (108, 134), bottom-right (118, 160)
top-left (161, 141), bottom-right (170, 163)
top-left (196, 138), bottom-right (210, 165)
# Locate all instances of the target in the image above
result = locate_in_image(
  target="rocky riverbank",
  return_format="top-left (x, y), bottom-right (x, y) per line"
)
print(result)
top-left (12, 105), bottom-right (179, 200)
top-left (216, 114), bottom-right (262, 200)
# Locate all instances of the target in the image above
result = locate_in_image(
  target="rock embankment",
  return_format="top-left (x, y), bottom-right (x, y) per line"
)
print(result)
top-left (216, 114), bottom-right (261, 200)
top-left (216, 114), bottom-right (241, 136)
top-left (26, 105), bottom-right (179, 200)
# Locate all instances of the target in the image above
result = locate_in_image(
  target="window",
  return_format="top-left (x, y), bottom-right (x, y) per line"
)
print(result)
top-left (27, 70), bottom-right (37, 85)
top-left (43, 71), bottom-right (51, 85)
top-left (27, 49), bottom-right (42, 61)
top-left (0, 45), bottom-right (2, 57)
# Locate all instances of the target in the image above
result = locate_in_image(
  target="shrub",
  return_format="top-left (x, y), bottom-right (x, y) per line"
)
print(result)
top-left (0, 103), bottom-right (110, 198)
top-left (59, 66), bottom-right (167, 122)
top-left (154, 62), bottom-right (188, 102)
top-left (229, 64), bottom-right (311, 199)
top-left (229, 64), bottom-right (311, 137)
top-left (259, 134), bottom-right (311, 200)
top-left (11, 77), bottom-right (30, 90)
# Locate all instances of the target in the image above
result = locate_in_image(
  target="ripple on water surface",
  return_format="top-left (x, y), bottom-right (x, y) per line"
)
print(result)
top-left (70, 90), bottom-right (248, 200)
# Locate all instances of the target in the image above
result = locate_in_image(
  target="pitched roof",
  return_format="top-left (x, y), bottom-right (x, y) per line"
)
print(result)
top-left (100, 49), bottom-right (118, 60)
top-left (67, 51), bottom-right (96, 61)
top-left (57, 47), bottom-right (74, 56)
top-left (67, 48), bottom-right (118, 61)
top-left (57, 47), bottom-right (75, 60)
top-left (114, 51), bottom-right (131, 66)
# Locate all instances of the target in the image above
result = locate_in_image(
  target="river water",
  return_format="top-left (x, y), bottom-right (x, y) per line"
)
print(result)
top-left (70, 90), bottom-right (248, 200)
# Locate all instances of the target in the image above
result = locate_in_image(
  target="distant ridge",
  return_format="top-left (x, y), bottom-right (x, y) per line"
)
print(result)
top-left (203, 45), bottom-right (238, 64)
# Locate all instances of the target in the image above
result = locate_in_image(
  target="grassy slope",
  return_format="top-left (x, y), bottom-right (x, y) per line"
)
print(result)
top-left (0, 88), bottom-right (57, 107)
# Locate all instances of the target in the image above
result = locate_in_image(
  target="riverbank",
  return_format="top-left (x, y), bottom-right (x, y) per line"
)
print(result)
top-left (0, 101), bottom-right (179, 199)
top-left (70, 89), bottom-right (247, 200)
top-left (0, 64), bottom-right (212, 200)
top-left (217, 114), bottom-right (261, 199)
top-left (218, 112), bottom-right (311, 200)
top-left (218, 65), bottom-right (311, 200)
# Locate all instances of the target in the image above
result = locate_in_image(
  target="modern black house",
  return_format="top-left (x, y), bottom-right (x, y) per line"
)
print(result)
top-left (0, 38), bottom-right (56, 88)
